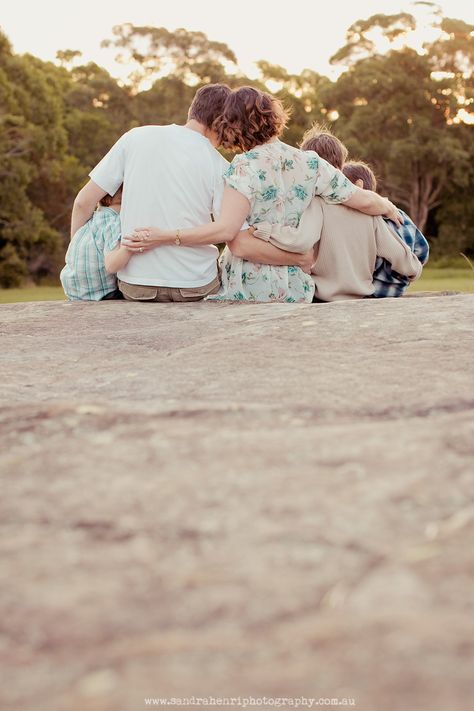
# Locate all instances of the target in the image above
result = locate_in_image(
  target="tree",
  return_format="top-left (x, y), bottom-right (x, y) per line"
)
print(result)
top-left (102, 25), bottom-right (237, 90)
top-left (0, 34), bottom-right (66, 285)
top-left (132, 76), bottom-right (194, 128)
top-left (256, 62), bottom-right (331, 147)
top-left (434, 123), bottom-right (474, 257)
top-left (330, 12), bottom-right (416, 66)
top-left (62, 61), bottom-right (133, 174)
top-left (56, 49), bottom-right (82, 68)
top-left (326, 8), bottom-right (474, 235)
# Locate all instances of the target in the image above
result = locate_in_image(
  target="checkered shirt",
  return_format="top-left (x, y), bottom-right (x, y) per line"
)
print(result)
top-left (373, 209), bottom-right (429, 297)
top-left (60, 207), bottom-right (121, 301)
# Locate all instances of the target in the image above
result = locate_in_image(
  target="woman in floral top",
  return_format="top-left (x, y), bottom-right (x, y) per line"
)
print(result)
top-left (124, 87), bottom-right (401, 302)
top-left (214, 135), bottom-right (355, 302)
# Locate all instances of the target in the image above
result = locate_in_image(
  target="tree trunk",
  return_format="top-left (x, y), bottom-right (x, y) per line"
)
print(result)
top-left (407, 173), bottom-right (444, 233)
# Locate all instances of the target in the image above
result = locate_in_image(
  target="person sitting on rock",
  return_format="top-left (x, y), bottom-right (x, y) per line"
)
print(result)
top-left (247, 128), bottom-right (424, 301)
top-left (60, 186), bottom-right (129, 301)
top-left (342, 161), bottom-right (429, 298)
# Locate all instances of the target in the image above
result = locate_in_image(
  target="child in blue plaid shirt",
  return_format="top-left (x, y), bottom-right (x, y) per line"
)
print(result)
top-left (341, 162), bottom-right (429, 297)
top-left (61, 186), bottom-right (131, 300)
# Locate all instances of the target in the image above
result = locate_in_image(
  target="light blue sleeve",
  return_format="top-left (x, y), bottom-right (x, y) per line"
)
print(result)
top-left (99, 212), bottom-right (122, 254)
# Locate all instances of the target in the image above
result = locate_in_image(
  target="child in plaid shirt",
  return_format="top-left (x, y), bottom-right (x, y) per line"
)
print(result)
top-left (61, 186), bottom-right (132, 301)
top-left (341, 162), bottom-right (429, 297)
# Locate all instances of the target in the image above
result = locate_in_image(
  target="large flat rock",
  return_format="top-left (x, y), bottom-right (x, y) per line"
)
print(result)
top-left (1, 295), bottom-right (473, 711)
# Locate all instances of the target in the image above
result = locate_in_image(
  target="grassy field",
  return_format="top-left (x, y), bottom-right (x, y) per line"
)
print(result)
top-left (0, 286), bottom-right (66, 303)
top-left (0, 268), bottom-right (473, 304)
top-left (410, 267), bottom-right (474, 293)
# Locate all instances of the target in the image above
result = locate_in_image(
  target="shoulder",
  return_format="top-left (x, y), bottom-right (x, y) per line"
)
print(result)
top-left (210, 148), bottom-right (230, 173)
top-left (114, 127), bottom-right (139, 145)
top-left (227, 149), bottom-right (262, 176)
top-left (124, 124), bottom-right (177, 146)
top-left (234, 148), bottom-right (262, 163)
top-left (93, 207), bottom-right (120, 226)
top-left (325, 203), bottom-right (372, 224)
top-left (299, 149), bottom-right (321, 172)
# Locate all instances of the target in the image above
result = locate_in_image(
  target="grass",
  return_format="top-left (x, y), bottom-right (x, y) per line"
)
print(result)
top-left (0, 286), bottom-right (66, 303)
top-left (0, 268), bottom-right (473, 304)
top-left (409, 268), bottom-right (474, 293)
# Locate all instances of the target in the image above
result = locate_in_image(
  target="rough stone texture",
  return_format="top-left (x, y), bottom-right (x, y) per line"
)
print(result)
top-left (1, 295), bottom-right (473, 711)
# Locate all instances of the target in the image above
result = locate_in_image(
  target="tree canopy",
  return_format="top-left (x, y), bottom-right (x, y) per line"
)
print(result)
top-left (102, 25), bottom-right (238, 89)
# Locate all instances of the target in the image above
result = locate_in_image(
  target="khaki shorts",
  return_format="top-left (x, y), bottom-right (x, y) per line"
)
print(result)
top-left (118, 274), bottom-right (220, 303)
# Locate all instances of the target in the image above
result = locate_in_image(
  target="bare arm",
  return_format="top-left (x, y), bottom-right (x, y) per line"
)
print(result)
top-left (71, 180), bottom-right (107, 238)
top-left (104, 245), bottom-right (133, 274)
top-left (121, 186), bottom-right (249, 250)
top-left (345, 187), bottom-right (402, 225)
top-left (228, 231), bottom-right (315, 272)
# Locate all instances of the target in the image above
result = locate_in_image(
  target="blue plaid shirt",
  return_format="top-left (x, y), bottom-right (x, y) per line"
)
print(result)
top-left (60, 207), bottom-right (121, 301)
top-left (373, 209), bottom-right (429, 297)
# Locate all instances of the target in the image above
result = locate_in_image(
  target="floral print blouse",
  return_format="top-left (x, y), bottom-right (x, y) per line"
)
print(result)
top-left (207, 139), bottom-right (356, 303)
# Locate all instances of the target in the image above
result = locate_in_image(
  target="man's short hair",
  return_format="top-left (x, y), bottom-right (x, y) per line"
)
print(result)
top-left (188, 83), bottom-right (232, 129)
top-left (300, 125), bottom-right (348, 170)
top-left (342, 161), bottom-right (377, 191)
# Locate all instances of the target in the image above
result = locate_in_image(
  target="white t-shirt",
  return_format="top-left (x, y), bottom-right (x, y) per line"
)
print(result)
top-left (89, 124), bottom-right (229, 287)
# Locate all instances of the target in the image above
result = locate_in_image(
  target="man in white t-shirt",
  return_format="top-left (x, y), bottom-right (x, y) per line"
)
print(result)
top-left (69, 84), bottom-right (231, 302)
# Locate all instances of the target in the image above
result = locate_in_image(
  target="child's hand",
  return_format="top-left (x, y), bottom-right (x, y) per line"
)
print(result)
top-left (295, 250), bottom-right (315, 274)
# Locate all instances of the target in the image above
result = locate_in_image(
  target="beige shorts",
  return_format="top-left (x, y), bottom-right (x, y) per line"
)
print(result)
top-left (118, 274), bottom-right (220, 303)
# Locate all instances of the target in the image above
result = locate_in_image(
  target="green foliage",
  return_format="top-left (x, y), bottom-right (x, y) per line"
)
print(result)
top-left (322, 48), bottom-right (471, 231)
top-left (330, 12), bottom-right (417, 66)
top-left (0, 36), bottom-right (66, 286)
top-left (133, 76), bottom-right (195, 127)
top-left (321, 7), bottom-right (473, 236)
top-left (429, 17), bottom-right (474, 76)
top-left (0, 243), bottom-right (27, 287)
top-left (433, 125), bottom-right (474, 257)
top-left (256, 63), bottom-right (331, 147)
top-left (102, 25), bottom-right (237, 90)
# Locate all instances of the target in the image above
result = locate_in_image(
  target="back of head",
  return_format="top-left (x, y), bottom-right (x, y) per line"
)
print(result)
top-left (300, 125), bottom-right (348, 170)
top-left (342, 161), bottom-right (377, 191)
top-left (214, 86), bottom-right (290, 152)
top-left (188, 83), bottom-right (232, 130)
top-left (99, 185), bottom-right (122, 207)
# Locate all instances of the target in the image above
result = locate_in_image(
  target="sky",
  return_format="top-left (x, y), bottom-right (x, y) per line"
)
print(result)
top-left (1, 0), bottom-right (473, 82)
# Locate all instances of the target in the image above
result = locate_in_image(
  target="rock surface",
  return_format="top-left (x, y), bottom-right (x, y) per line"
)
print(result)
top-left (1, 295), bottom-right (473, 711)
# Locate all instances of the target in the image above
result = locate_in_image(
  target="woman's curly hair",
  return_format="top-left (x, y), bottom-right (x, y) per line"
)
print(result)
top-left (213, 86), bottom-right (290, 152)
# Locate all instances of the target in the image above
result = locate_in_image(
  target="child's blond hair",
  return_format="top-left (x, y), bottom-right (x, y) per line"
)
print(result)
top-left (300, 124), bottom-right (348, 170)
